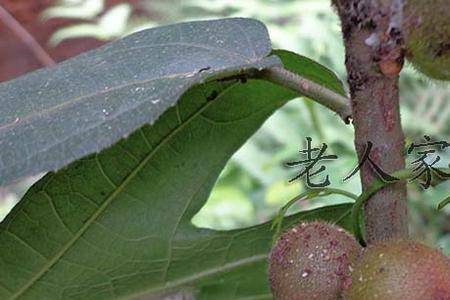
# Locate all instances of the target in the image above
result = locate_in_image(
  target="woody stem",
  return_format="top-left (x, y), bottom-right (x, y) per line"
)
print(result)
top-left (333, 0), bottom-right (409, 243)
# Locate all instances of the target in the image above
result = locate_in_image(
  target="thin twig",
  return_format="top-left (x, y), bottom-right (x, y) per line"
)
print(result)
top-left (259, 66), bottom-right (352, 123)
top-left (0, 4), bottom-right (55, 67)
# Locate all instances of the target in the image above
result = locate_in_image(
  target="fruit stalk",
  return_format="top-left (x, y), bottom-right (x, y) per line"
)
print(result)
top-left (260, 66), bottom-right (352, 122)
top-left (333, 0), bottom-right (408, 243)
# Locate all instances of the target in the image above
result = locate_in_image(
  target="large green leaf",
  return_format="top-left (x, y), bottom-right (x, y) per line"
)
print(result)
top-left (0, 75), bottom-right (352, 299)
top-left (0, 18), bottom-right (280, 186)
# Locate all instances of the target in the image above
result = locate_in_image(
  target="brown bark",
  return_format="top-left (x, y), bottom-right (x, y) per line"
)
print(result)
top-left (333, 0), bottom-right (408, 243)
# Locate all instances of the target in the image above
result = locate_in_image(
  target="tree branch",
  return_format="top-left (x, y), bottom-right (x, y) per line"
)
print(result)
top-left (260, 66), bottom-right (352, 123)
top-left (0, 4), bottom-right (55, 67)
top-left (333, 0), bottom-right (408, 243)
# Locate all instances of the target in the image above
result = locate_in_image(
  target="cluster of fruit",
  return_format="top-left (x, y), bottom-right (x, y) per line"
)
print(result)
top-left (268, 222), bottom-right (450, 300)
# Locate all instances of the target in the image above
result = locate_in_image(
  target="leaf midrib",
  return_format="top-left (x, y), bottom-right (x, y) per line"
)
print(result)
top-left (1, 71), bottom-right (196, 134)
top-left (8, 86), bottom-right (230, 300)
top-left (124, 205), bottom-right (353, 299)
top-left (0, 40), bottom-right (253, 133)
top-left (122, 254), bottom-right (268, 300)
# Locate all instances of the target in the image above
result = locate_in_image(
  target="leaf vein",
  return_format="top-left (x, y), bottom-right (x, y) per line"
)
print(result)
top-left (42, 190), bottom-right (73, 235)
top-left (7, 91), bottom-right (216, 300)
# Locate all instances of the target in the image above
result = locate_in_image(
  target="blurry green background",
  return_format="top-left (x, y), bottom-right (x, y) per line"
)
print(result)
top-left (1, 0), bottom-right (449, 255)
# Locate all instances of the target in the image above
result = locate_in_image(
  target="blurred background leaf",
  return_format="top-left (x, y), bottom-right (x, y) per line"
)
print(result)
top-left (47, 3), bottom-right (133, 45)
top-left (0, 0), bottom-right (449, 255)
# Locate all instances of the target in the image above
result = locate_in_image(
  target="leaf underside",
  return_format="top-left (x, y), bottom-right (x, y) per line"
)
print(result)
top-left (0, 18), bottom-right (280, 186)
top-left (0, 18), bottom-right (351, 300)
top-left (0, 76), bottom-right (352, 299)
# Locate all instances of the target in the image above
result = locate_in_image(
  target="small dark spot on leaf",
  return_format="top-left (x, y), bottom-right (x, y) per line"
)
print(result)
top-left (199, 66), bottom-right (211, 73)
top-left (207, 90), bottom-right (218, 101)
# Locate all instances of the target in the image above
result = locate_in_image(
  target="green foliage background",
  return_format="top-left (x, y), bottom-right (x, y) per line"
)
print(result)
top-left (1, 0), bottom-right (449, 255)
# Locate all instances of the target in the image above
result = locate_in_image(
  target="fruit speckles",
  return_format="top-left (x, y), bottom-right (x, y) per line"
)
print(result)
top-left (268, 222), bottom-right (362, 300)
top-left (343, 239), bottom-right (450, 300)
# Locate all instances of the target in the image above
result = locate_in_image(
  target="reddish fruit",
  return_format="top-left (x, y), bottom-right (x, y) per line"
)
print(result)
top-left (404, 0), bottom-right (450, 80)
top-left (268, 221), bottom-right (362, 300)
top-left (343, 239), bottom-right (450, 300)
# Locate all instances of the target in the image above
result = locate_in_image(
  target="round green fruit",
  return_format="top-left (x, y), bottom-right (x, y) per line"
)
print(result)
top-left (343, 239), bottom-right (450, 300)
top-left (404, 0), bottom-right (450, 80)
top-left (268, 221), bottom-right (362, 300)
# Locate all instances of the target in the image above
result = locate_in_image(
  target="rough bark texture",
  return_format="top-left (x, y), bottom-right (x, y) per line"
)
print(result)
top-left (333, 0), bottom-right (408, 243)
